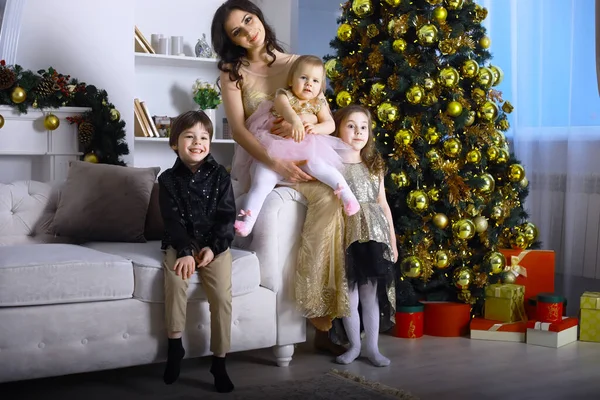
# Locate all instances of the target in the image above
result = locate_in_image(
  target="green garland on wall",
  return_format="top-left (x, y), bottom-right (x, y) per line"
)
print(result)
top-left (0, 60), bottom-right (129, 165)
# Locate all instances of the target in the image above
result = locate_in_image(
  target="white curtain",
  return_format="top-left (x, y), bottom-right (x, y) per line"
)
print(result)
top-left (483, 0), bottom-right (600, 279)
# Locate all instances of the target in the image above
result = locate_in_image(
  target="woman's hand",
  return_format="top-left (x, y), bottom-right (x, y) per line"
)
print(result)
top-left (270, 117), bottom-right (293, 138)
top-left (270, 158), bottom-right (314, 183)
top-left (292, 119), bottom-right (306, 142)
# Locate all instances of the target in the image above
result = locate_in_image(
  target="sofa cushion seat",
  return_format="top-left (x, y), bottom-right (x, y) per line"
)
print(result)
top-left (81, 241), bottom-right (261, 302)
top-left (0, 244), bottom-right (134, 307)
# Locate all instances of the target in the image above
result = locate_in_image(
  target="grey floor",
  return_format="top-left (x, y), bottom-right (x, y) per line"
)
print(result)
top-left (2, 274), bottom-right (600, 400)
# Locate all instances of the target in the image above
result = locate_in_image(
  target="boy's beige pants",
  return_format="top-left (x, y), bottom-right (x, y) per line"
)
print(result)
top-left (163, 247), bottom-right (232, 355)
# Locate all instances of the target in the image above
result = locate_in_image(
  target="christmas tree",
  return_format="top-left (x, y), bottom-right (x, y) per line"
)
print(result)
top-left (324, 0), bottom-right (540, 313)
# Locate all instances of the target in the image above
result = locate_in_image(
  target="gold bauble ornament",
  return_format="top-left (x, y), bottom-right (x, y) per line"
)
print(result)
top-left (519, 177), bottom-right (529, 188)
top-left (400, 256), bottom-right (423, 278)
top-left (474, 215), bottom-right (488, 233)
top-left (432, 213), bottom-right (449, 229)
top-left (392, 38), bottom-right (407, 53)
top-left (385, 0), bottom-right (401, 6)
top-left (425, 127), bottom-right (440, 144)
top-left (446, 101), bottom-right (463, 117)
top-left (461, 60), bottom-right (480, 79)
top-left (352, 0), bottom-right (373, 17)
top-left (110, 109), bottom-right (121, 122)
top-left (426, 0), bottom-right (443, 5)
top-left (433, 6), bottom-right (448, 22)
top-left (490, 206), bottom-right (504, 220)
top-left (377, 102), bottom-right (399, 123)
top-left (508, 164), bottom-right (526, 182)
top-left (434, 250), bottom-right (450, 269)
top-left (407, 190), bottom-right (429, 213)
top-left (520, 222), bottom-right (539, 242)
top-left (466, 149), bottom-right (482, 164)
top-left (490, 65), bottom-right (504, 86)
top-left (417, 24), bottom-right (438, 46)
top-left (472, 88), bottom-right (487, 104)
top-left (406, 85), bottom-right (424, 104)
top-left (424, 78), bottom-right (436, 90)
top-left (11, 86), bottom-right (26, 104)
top-left (479, 173), bottom-right (495, 193)
top-left (465, 111), bottom-right (476, 126)
top-left (496, 148), bottom-right (509, 163)
top-left (336, 91), bottom-right (352, 107)
top-left (325, 59), bottom-right (340, 80)
top-left (391, 171), bottom-right (410, 188)
top-left (445, 0), bottom-right (464, 10)
top-left (83, 153), bottom-right (99, 163)
top-left (438, 67), bottom-right (460, 87)
top-left (337, 23), bottom-right (353, 41)
top-left (458, 289), bottom-right (474, 304)
top-left (502, 101), bottom-right (514, 114)
top-left (487, 146), bottom-right (499, 161)
top-left (478, 67), bottom-right (494, 88)
top-left (479, 101), bottom-right (499, 121)
top-left (427, 148), bottom-right (440, 162)
top-left (454, 266), bottom-right (472, 290)
top-left (44, 114), bottom-right (60, 131)
top-left (453, 219), bottom-right (476, 240)
top-left (370, 82), bottom-right (385, 99)
top-left (422, 93), bottom-right (438, 106)
top-left (443, 137), bottom-right (462, 157)
top-left (395, 129), bottom-right (413, 146)
top-left (0, 114), bottom-right (4, 129)
top-left (485, 251), bottom-right (506, 274)
top-left (428, 187), bottom-right (441, 202)
top-left (367, 24), bottom-right (379, 38)
top-left (479, 36), bottom-right (491, 49)
top-left (491, 130), bottom-right (505, 146)
top-left (511, 233), bottom-right (529, 250)
top-left (388, 17), bottom-right (408, 38)
top-left (502, 271), bottom-right (517, 284)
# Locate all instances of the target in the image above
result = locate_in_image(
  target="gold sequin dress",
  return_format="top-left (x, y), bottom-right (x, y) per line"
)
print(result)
top-left (229, 54), bottom-right (350, 331)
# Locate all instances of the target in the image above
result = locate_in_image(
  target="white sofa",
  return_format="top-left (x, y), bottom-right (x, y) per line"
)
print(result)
top-left (0, 179), bottom-right (308, 383)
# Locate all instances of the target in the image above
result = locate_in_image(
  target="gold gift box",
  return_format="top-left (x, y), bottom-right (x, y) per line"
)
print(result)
top-left (484, 284), bottom-right (526, 323)
top-left (580, 291), bottom-right (600, 342)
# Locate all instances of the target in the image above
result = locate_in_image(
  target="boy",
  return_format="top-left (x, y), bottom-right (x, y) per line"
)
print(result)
top-left (158, 110), bottom-right (236, 393)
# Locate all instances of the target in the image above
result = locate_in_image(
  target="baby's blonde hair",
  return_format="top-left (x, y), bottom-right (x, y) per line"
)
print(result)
top-left (286, 55), bottom-right (327, 94)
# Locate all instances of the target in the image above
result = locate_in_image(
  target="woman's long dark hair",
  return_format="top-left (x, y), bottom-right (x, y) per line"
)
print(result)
top-left (211, 0), bottom-right (284, 89)
top-left (333, 105), bottom-right (387, 176)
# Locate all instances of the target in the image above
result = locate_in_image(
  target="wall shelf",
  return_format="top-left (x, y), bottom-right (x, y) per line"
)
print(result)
top-left (134, 53), bottom-right (218, 69)
top-left (134, 137), bottom-right (234, 144)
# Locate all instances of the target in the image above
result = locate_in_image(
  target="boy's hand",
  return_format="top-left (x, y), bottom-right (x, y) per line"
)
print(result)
top-left (174, 255), bottom-right (195, 280)
top-left (195, 247), bottom-right (215, 268)
top-left (292, 119), bottom-right (305, 143)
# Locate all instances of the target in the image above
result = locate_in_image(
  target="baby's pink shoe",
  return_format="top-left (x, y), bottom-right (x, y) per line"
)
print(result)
top-left (234, 210), bottom-right (254, 237)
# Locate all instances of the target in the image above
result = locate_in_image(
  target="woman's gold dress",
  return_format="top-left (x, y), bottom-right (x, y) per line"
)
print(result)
top-left (231, 54), bottom-right (349, 331)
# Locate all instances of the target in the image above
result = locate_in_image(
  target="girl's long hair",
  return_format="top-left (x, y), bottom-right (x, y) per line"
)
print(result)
top-left (333, 105), bottom-right (386, 176)
top-left (211, 0), bottom-right (284, 89)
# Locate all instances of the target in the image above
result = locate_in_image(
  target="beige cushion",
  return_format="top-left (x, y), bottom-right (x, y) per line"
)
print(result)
top-left (50, 161), bottom-right (160, 242)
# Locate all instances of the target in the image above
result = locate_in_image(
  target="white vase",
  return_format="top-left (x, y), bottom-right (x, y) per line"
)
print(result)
top-left (202, 108), bottom-right (217, 140)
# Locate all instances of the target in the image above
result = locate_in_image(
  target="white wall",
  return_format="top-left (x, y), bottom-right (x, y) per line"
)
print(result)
top-left (297, 0), bottom-right (342, 58)
top-left (256, 0), bottom-right (298, 53)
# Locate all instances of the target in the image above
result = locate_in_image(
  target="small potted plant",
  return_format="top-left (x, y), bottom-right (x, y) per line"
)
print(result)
top-left (192, 79), bottom-right (221, 132)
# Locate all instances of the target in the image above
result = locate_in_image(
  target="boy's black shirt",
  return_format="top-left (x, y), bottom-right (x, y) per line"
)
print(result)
top-left (158, 154), bottom-right (236, 259)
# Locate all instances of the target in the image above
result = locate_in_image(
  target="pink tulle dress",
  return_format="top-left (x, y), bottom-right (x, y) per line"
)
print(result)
top-left (232, 89), bottom-right (351, 188)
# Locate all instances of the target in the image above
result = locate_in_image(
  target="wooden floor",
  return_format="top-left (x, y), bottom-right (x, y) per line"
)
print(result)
top-left (2, 325), bottom-right (600, 400)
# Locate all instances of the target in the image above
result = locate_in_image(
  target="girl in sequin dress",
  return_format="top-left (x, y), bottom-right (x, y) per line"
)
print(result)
top-left (332, 105), bottom-right (398, 367)
top-left (233, 55), bottom-right (359, 237)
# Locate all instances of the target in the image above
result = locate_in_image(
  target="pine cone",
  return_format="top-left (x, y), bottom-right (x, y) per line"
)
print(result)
top-left (78, 122), bottom-right (95, 146)
top-left (34, 78), bottom-right (57, 99)
top-left (0, 67), bottom-right (16, 90)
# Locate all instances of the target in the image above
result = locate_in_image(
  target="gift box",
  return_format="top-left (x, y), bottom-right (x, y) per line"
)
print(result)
top-left (526, 317), bottom-right (578, 348)
top-left (484, 284), bottom-right (527, 323)
top-left (580, 291), bottom-right (600, 342)
top-left (499, 250), bottom-right (555, 317)
top-left (536, 293), bottom-right (564, 323)
top-left (394, 303), bottom-right (424, 339)
top-left (527, 296), bottom-right (568, 320)
top-left (423, 301), bottom-right (471, 337)
top-left (470, 318), bottom-right (527, 342)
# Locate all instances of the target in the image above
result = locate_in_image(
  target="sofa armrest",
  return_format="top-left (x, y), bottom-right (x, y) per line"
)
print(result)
top-left (232, 186), bottom-right (308, 346)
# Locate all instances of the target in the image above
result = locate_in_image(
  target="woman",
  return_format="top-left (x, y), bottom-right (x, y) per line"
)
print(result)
top-left (211, 0), bottom-right (348, 355)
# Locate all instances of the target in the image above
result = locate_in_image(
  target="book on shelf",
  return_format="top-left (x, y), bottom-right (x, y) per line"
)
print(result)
top-left (134, 26), bottom-right (155, 54)
top-left (134, 98), bottom-right (159, 137)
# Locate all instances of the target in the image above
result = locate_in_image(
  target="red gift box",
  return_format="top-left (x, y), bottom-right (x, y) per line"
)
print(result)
top-left (526, 317), bottom-right (579, 348)
top-left (499, 250), bottom-right (555, 318)
top-left (394, 303), bottom-right (424, 339)
top-left (423, 301), bottom-right (471, 337)
top-left (470, 318), bottom-right (527, 342)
